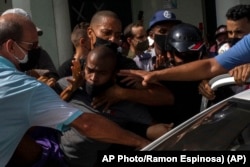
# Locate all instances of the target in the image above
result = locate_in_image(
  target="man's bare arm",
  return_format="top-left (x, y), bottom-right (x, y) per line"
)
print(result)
top-left (70, 113), bottom-right (150, 148)
top-left (153, 58), bottom-right (228, 81)
top-left (119, 84), bottom-right (174, 106)
top-left (119, 58), bottom-right (228, 86)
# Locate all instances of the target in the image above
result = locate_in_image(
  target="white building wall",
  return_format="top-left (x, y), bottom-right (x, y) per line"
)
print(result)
top-left (0, 1), bottom-right (12, 14)
top-left (216, 0), bottom-right (250, 26)
top-left (52, 0), bottom-right (72, 67)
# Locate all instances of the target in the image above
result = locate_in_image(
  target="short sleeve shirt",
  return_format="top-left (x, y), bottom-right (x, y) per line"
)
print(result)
top-left (0, 56), bottom-right (82, 166)
top-left (215, 34), bottom-right (250, 70)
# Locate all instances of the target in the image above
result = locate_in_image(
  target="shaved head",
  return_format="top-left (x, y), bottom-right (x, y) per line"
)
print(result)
top-left (85, 45), bottom-right (118, 86)
top-left (90, 10), bottom-right (121, 27)
top-left (87, 45), bottom-right (117, 71)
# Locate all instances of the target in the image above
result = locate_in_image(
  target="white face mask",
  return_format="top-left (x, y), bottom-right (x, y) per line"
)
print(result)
top-left (14, 42), bottom-right (29, 64)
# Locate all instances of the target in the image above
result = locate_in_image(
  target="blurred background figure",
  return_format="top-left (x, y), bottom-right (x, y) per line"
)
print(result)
top-left (57, 22), bottom-right (90, 78)
top-left (135, 10), bottom-right (182, 71)
top-left (208, 25), bottom-right (228, 57)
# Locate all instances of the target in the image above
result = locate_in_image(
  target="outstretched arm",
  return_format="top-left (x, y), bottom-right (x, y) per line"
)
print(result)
top-left (91, 83), bottom-right (174, 111)
top-left (119, 58), bottom-right (228, 86)
top-left (71, 113), bottom-right (150, 149)
top-left (152, 58), bottom-right (227, 81)
top-left (120, 35), bottom-right (250, 84)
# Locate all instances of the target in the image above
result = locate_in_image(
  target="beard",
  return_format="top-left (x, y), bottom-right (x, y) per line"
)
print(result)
top-left (85, 80), bottom-right (114, 97)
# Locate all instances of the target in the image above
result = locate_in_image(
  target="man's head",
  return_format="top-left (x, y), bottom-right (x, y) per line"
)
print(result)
top-left (2, 8), bottom-right (43, 36)
top-left (84, 45), bottom-right (117, 87)
top-left (148, 10), bottom-right (181, 55)
top-left (167, 23), bottom-right (205, 65)
top-left (71, 22), bottom-right (91, 51)
top-left (123, 22), bottom-right (149, 55)
top-left (0, 14), bottom-right (38, 68)
top-left (88, 10), bottom-right (122, 49)
top-left (84, 45), bottom-right (117, 97)
top-left (226, 4), bottom-right (250, 38)
top-left (215, 25), bottom-right (228, 45)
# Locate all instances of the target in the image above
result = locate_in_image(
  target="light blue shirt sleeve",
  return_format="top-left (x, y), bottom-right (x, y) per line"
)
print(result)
top-left (215, 34), bottom-right (250, 70)
top-left (29, 83), bottom-right (83, 132)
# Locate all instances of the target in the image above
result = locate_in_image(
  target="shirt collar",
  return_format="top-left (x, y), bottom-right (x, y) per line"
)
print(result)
top-left (0, 56), bottom-right (16, 69)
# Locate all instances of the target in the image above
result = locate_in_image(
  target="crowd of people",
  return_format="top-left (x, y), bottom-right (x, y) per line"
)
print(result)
top-left (1, 4), bottom-right (250, 167)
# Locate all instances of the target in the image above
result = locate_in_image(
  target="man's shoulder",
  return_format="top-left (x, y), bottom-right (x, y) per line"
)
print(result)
top-left (117, 53), bottom-right (139, 70)
top-left (69, 90), bottom-right (99, 114)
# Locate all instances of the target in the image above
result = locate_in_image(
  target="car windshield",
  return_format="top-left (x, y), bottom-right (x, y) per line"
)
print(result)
top-left (147, 99), bottom-right (250, 151)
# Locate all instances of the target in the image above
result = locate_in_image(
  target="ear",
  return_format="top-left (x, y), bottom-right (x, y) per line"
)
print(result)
top-left (79, 38), bottom-right (85, 45)
top-left (87, 27), bottom-right (95, 49)
top-left (5, 39), bottom-right (15, 54)
top-left (127, 37), bottom-right (132, 45)
top-left (87, 27), bottom-right (93, 39)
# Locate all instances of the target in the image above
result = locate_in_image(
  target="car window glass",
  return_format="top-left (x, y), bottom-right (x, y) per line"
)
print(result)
top-left (151, 100), bottom-right (250, 150)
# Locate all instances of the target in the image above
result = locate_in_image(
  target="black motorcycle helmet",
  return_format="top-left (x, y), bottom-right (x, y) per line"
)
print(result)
top-left (166, 23), bottom-right (205, 62)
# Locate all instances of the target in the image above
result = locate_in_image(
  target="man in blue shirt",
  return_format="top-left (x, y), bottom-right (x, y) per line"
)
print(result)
top-left (0, 13), bottom-right (149, 167)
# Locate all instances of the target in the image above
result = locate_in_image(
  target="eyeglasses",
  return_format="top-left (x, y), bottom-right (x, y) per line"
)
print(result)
top-left (19, 41), bottom-right (39, 50)
top-left (15, 42), bottom-right (27, 54)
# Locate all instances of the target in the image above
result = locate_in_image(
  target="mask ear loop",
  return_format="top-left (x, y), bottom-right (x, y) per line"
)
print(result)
top-left (15, 42), bottom-right (27, 55)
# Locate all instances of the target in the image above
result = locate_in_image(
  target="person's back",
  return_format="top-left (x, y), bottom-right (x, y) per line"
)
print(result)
top-left (19, 46), bottom-right (59, 79)
top-left (208, 25), bottom-right (228, 57)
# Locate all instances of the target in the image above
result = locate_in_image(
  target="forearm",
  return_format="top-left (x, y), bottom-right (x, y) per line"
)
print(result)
top-left (153, 58), bottom-right (228, 81)
top-left (120, 86), bottom-right (174, 106)
top-left (71, 113), bottom-right (150, 148)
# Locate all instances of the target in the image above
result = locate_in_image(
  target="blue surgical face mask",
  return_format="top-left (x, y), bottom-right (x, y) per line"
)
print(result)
top-left (14, 42), bottom-right (29, 64)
